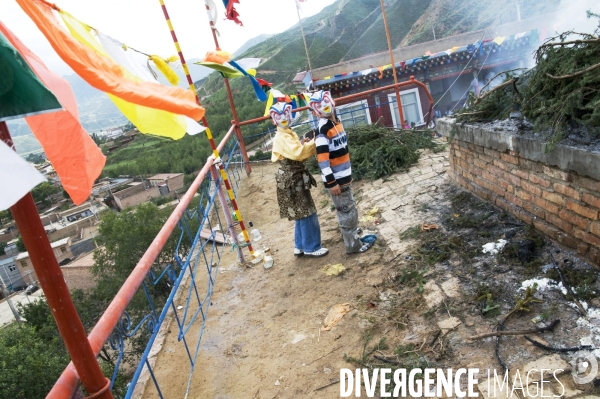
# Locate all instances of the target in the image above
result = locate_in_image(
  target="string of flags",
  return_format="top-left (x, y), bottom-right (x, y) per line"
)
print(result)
top-left (315, 28), bottom-right (546, 88)
top-left (0, 21), bottom-right (105, 207)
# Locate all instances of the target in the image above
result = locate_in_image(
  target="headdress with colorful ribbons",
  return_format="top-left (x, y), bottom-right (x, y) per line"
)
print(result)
top-left (263, 89), bottom-right (303, 119)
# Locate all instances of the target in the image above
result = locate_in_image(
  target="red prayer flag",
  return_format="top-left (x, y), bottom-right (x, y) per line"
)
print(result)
top-left (222, 0), bottom-right (243, 26)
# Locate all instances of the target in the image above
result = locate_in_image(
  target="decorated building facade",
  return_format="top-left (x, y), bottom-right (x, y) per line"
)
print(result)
top-left (302, 12), bottom-right (557, 129)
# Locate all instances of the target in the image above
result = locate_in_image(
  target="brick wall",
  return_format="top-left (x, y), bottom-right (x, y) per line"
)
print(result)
top-left (439, 120), bottom-right (600, 266)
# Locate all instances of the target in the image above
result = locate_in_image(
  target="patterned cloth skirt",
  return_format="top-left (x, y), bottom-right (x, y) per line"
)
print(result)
top-left (276, 158), bottom-right (317, 221)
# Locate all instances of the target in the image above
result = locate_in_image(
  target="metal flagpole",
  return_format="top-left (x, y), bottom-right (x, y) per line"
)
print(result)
top-left (379, 0), bottom-right (405, 128)
top-left (158, 0), bottom-right (255, 255)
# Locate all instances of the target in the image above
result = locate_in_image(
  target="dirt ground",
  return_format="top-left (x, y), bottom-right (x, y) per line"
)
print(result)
top-left (144, 145), bottom-right (600, 399)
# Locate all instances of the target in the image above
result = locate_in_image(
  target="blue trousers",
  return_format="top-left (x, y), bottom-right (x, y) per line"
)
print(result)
top-left (294, 212), bottom-right (322, 252)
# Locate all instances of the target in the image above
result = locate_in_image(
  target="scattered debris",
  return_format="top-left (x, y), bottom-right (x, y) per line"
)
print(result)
top-left (481, 239), bottom-right (508, 255)
top-left (321, 303), bottom-right (351, 331)
top-left (437, 316), bottom-right (461, 336)
top-left (468, 319), bottom-right (560, 340)
top-left (264, 255), bottom-right (274, 269)
top-left (420, 223), bottom-right (439, 232)
top-left (320, 263), bottom-right (346, 276)
top-left (359, 207), bottom-right (380, 223)
top-left (531, 315), bottom-right (543, 324)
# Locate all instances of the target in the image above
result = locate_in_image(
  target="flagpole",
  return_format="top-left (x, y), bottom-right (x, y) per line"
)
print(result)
top-left (296, 0), bottom-right (314, 89)
top-left (201, 0), bottom-right (252, 177)
top-left (158, 0), bottom-right (255, 255)
top-left (380, 0), bottom-right (405, 128)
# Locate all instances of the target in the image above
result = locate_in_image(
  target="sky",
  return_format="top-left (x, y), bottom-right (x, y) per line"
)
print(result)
top-left (1, 0), bottom-right (338, 76)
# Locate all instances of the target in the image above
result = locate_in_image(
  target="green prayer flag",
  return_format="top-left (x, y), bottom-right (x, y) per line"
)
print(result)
top-left (0, 31), bottom-right (62, 122)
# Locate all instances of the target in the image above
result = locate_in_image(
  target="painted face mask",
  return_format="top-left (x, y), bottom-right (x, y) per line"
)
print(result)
top-left (309, 90), bottom-right (335, 117)
top-left (269, 102), bottom-right (292, 128)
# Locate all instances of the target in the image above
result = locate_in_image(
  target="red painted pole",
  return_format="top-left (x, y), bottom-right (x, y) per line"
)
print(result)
top-left (203, 0), bottom-right (251, 175)
top-left (1, 122), bottom-right (113, 399)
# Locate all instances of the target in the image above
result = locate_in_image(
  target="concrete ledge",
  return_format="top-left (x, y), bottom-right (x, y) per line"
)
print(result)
top-left (438, 118), bottom-right (600, 181)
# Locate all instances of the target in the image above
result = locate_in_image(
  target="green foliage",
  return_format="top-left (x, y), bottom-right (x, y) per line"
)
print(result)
top-left (16, 236), bottom-right (26, 252)
top-left (25, 153), bottom-right (45, 164)
top-left (249, 150), bottom-right (271, 161)
top-left (456, 13), bottom-right (600, 151)
top-left (0, 242), bottom-right (5, 256)
top-left (522, 16), bottom-right (600, 150)
top-left (0, 209), bottom-right (13, 225)
top-left (91, 202), bottom-right (188, 360)
top-left (102, 134), bottom-right (213, 178)
top-left (345, 125), bottom-right (443, 180)
top-left (31, 182), bottom-right (61, 206)
top-left (0, 324), bottom-right (70, 399)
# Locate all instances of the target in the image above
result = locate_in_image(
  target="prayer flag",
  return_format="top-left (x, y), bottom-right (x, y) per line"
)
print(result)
top-left (222, 0), bottom-right (242, 26)
top-left (0, 21), bottom-right (106, 205)
top-left (17, 0), bottom-right (204, 121)
top-left (0, 31), bottom-right (61, 121)
top-left (0, 138), bottom-right (46, 211)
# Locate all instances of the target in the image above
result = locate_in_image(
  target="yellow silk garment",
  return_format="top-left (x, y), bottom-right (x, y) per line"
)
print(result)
top-left (271, 127), bottom-right (316, 162)
top-left (59, 11), bottom-right (188, 139)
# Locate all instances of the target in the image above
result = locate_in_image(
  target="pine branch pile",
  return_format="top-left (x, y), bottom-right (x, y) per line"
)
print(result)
top-left (455, 12), bottom-right (600, 150)
top-left (307, 125), bottom-right (443, 180)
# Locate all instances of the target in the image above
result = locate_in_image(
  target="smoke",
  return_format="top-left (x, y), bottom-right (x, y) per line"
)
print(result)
top-left (550, 0), bottom-right (599, 38)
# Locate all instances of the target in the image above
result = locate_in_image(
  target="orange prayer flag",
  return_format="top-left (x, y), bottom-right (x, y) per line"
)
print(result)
top-left (0, 21), bottom-right (105, 205)
top-left (17, 0), bottom-right (204, 121)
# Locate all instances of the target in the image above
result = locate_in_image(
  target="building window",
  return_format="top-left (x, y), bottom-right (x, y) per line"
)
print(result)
top-left (336, 100), bottom-right (371, 128)
top-left (8, 265), bottom-right (16, 272)
top-left (20, 260), bottom-right (27, 267)
top-left (388, 89), bottom-right (425, 128)
top-left (60, 246), bottom-right (67, 253)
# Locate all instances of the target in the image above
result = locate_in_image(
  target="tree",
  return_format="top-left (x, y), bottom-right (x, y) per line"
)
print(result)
top-left (0, 300), bottom-right (71, 399)
top-left (0, 209), bottom-right (13, 226)
top-left (25, 153), bottom-right (45, 165)
top-left (90, 202), bottom-right (188, 362)
top-left (16, 236), bottom-right (26, 252)
top-left (31, 182), bottom-right (61, 207)
top-left (0, 242), bottom-right (6, 256)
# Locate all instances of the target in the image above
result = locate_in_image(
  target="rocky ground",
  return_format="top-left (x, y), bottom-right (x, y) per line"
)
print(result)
top-left (144, 142), bottom-right (600, 398)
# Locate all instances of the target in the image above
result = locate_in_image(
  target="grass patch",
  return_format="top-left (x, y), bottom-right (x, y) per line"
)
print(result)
top-left (399, 225), bottom-right (422, 240)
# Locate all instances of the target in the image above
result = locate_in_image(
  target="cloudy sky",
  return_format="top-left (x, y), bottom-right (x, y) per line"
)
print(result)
top-left (1, 0), bottom-right (338, 76)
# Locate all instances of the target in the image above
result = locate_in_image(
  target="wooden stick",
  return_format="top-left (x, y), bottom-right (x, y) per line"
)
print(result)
top-left (539, 38), bottom-right (600, 48)
top-left (306, 346), bottom-right (342, 365)
top-left (468, 319), bottom-right (560, 340)
top-left (546, 61), bottom-right (600, 80)
top-left (474, 79), bottom-right (515, 105)
top-left (314, 379), bottom-right (340, 391)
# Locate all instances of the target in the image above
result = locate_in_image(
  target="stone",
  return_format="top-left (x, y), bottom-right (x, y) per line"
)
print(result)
top-left (437, 316), bottom-right (461, 336)
top-left (477, 379), bottom-right (512, 399)
top-left (423, 281), bottom-right (444, 308)
top-left (517, 354), bottom-right (570, 383)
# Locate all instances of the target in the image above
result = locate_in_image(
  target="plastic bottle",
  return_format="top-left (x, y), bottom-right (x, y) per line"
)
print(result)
top-left (249, 221), bottom-right (262, 241)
